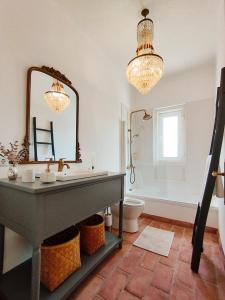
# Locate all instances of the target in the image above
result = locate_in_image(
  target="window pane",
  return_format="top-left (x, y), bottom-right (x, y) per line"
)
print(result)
top-left (162, 116), bottom-right (178, 157)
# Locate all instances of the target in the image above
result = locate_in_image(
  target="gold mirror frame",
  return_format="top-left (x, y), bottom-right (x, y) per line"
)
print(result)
top-left (20, 66), bottom-right (82, 164)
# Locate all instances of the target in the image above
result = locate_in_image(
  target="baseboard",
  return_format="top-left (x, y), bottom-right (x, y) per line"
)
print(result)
top-left (141, 213), bottom-right (218, 234)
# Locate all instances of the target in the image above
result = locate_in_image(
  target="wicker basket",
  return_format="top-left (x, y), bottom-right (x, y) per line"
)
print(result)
top-left (79, 214), bottom-right (105, 255)
top-left (41, 226), bottom-right (81, 292)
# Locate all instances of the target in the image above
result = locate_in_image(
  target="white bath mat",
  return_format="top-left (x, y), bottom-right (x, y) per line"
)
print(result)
top-left (133, 226), bottom-right (174, 257)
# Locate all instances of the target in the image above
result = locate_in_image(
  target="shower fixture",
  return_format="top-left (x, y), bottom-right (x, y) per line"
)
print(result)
top-left (143, 112), bottom-right (152, 120)
top-left (128, 109), bottom-right (152, 184)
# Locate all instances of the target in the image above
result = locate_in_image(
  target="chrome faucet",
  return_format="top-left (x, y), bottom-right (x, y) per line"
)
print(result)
top-left (58, 158), bottom-right (70, 172)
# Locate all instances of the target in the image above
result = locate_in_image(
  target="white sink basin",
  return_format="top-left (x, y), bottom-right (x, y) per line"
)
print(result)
top-left (56, 170), bottom-right (108, 181)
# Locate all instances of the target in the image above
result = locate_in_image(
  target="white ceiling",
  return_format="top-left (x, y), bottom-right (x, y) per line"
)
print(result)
top-left (55, 0), bottom-right (219, 75)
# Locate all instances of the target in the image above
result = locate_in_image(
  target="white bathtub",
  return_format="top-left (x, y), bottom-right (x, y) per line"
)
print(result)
top-left (127, 185), bottom-right (200, 205)
top-left (126, 182), bottom-right (219, 228)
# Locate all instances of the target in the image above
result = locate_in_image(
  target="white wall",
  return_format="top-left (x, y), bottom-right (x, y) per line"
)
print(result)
top-left (130, 60), bottom-right (215, 109)
top-left (216, 0), bottom-right (225, 253)
top-left (129, 62), bottom-right (215, 200)
top-left (0, 0), bottom-right (131, 272)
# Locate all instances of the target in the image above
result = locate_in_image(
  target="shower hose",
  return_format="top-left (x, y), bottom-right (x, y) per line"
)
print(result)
top-left (130, 164), bottom-right (135, 184)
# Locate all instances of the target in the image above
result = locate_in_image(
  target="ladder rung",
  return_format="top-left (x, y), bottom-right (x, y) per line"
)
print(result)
top-left (36, 142), bottom-right (52, 145)
top-left (36, 128), bottom-right (51, 132)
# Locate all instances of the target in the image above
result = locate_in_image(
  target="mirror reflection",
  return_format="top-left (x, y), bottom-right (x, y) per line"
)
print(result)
top-left (29, 71), bottom-right (77, 161)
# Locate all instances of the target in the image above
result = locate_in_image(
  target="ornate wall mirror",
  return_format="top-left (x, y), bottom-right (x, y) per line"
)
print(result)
top-left (21, 66), bottom-right (81, 164)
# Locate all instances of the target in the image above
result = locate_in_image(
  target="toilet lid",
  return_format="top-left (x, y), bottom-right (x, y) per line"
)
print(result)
top-left (124, 199), bottom-right (145, 206)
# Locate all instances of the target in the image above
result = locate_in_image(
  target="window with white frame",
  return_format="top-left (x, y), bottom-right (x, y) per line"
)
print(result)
top-left (154, 104), bottom-right (185, 162)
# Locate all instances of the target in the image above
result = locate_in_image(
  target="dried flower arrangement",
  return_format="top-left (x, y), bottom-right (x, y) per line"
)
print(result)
top-left (0, 141), bottom-right (23, 165)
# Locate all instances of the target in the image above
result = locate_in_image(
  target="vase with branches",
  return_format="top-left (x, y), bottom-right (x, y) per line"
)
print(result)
top-left (0, 141), bottom-right (22, 180)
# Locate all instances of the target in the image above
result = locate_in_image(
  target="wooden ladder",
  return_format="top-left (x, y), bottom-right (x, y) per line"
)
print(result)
top-left (33, 117), bottom-right (55, 161)
top-left (191, 67), bottom-right (225, 272)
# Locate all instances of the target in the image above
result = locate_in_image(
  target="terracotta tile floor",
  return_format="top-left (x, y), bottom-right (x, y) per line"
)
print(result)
top-left (67, 216), bottom-right (225, 300)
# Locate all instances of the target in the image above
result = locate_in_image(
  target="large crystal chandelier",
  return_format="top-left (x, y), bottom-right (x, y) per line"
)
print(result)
top-left (44, 79), bottom-right (70, 113)
top-left (127, 8), bottom-right (164, 94)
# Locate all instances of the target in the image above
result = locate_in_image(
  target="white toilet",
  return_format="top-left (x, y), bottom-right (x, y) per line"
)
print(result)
top-left (112, 198), bottom-right (145, 233)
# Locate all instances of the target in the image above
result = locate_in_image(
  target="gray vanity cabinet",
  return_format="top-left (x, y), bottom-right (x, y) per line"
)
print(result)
top-left (0, 172), bottom-right (125, 300)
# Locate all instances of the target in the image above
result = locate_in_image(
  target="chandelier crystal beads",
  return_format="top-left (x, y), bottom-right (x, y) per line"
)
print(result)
top-left (44, 79), bottom-right (70, 113)
top-left (127, 9), bottom-right (164, 94)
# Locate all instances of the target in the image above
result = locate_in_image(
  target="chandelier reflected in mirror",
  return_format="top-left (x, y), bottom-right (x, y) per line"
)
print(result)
top-left (127, 8), bottom-right (164, 94)
top-left (44, 79), bottom-right (70, 113)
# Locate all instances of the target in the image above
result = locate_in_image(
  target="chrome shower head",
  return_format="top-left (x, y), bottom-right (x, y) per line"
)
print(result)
top-left (143, 112), bottom-right (152, 120)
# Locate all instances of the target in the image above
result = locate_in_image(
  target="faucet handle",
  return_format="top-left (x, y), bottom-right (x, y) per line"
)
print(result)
top-left (46, 157), bottom-right (54, 165)
top-left (45, 158), bottom-right (54, 173)
top-left (59, 158), bottom-right (66, 162)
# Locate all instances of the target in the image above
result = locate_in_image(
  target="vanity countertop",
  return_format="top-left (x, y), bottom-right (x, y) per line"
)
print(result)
top-left (0, 172), bottom-right (125, 194)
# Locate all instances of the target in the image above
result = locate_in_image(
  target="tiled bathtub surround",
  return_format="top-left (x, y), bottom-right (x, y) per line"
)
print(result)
top-left (68, 216), bottom-right (225, 300)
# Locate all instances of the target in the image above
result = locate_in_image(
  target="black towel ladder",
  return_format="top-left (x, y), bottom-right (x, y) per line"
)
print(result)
top-left (191, 67), bottom-right (225, 272)
top-left (33, 117), bottom-right (56, 161)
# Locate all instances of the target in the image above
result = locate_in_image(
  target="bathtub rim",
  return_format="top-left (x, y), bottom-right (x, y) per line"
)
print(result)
top-left (126, 192), bottom-right (219, 211)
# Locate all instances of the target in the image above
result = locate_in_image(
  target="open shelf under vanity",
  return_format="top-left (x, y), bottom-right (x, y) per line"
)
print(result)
top-left (0, 232), bottom-right (121, 300)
